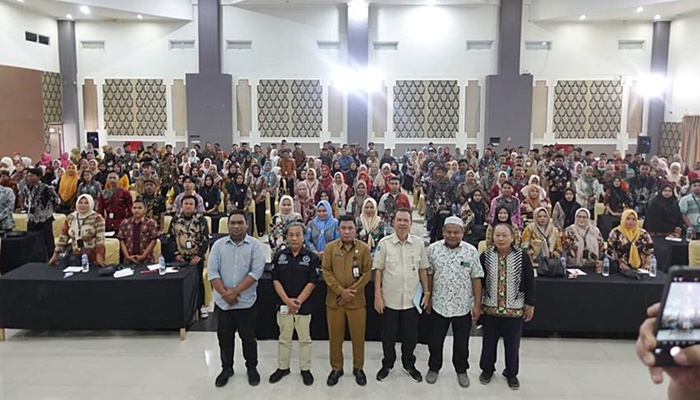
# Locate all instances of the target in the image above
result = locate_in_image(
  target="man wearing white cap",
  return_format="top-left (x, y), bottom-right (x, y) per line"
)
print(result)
top-left (425, 215), bottom-right (483, 388)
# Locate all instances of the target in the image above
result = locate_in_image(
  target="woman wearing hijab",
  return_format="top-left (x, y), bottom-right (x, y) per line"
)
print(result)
top-left (269, 149), bottom-right (280, 167)
top-left (345, 161), bottom-right (359, 187)
top-left (575, 166), bottom-right (603, 215)
top-left (521, 183), bottom-right (549, 226)
top-left (485, 205), bottom-right (521, 248)
top-left (226, 173), bottom-right (252, 214)
top-left (77, 169), bottom-right (103, 205)
top-left (390, 161), bottom-right (403, 186)
top-left (330, 160), bottom-right (343, 178)
top-left (604, 176), bottom-right (632, 217)
top-left (519, 175), bottom-right (547, 202)
top-left (268, 195), bottom-right (303, 252)
top-left (461, 188), bottom-right (489, 246)
top-left (607, 210), bottom-right (654, 271)
top-left (563, 208), bottom-right (605, 270)
top-left (39, 152), bottom-right (52, 167)
top-left (373, 163), bottom-right (392, 194)
top-left (572, 162), bottom-right (584, 185)
top-left (356, 197), bottom-right (384, 254)
top-left (456, 170), bottom-right (481, 205)
top-left (551, 188), bottom-right (581, 230)
top-left (49, 194), bottom-right (106, 266)
top-left (521, 207), bottom-right (563, 267)
top-left (304, 200), bottom-right (339, 257)
top-left (346, 179), bottom-right (369, 219)
top-left (57, 163), bottom-right (80, 214)
top-left (319, 165), bottom-right (333, 191)
top-left (247, 164), bottom-right (267, 237)
top-left (293, 182), bottom-right (316, 224)
top-left (643, 183), bottom-right (683, 236)
top-left (302, 168), bottom-right (320, 200)
top-left (59, 152), bottom-right (70, 169)
top-left (402, 151), bottom-right (416, 194)
top-left (331, 171), bottom-right (351, 217)
top-left (667, 162), bottom-right (683, 190)
top-left (262, 161), bottom-right (279, 217)
top-left (198, 174), bottom-right (221, 216)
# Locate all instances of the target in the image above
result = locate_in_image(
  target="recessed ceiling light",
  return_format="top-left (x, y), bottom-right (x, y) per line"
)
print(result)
top-left (636, 6), bottom-right (644, 13)
top-left (16, 0), bottom-right (24, 3)
top-left (80, 5), bottom-right (90, 15)
top-left (66, 13), bottom-right (73, 19)
top-left (579, 15), bottom-right (586, 20)
top-left (137, 14), bottom-right (143, 19)
top-left (654, 14), bottom-right (661, 20)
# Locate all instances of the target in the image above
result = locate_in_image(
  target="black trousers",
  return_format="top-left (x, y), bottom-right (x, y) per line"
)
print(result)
top-left (184, 258), bottom-right (205, 307)
top-left (381, 307), bottom-right (419, 369)
top-left (253, 201), bottom-right (266, 236)
top-left (549, 190), bottom-right (563, 206)
top-left (428, 311), bottom-right (472, 373)
top-left (479, 314), bottom-right (523, 378)
top-left (216, 305), bottom-right (258, 370)
top-left (28, 218), bottom-right (54, 260)
top-left (430, 211), bottom-right (450, 243)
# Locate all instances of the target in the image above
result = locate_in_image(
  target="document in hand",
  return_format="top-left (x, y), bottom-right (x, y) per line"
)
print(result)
top-left (413, 283), bottom-right (423, 314)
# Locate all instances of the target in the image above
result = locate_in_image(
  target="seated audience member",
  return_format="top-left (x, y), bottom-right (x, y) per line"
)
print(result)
top-left (643, 183), bottom-right (683, 236)
top-left (575, 166), bottom-right (603, 215)
top-left (488, 181), bottom-right (522, 228)
top-left (56, 163), bottom-right (80, 214)
top-left (346, 180), bottom-right (369, 219)
top-left (198, 174), bottom-right (222, 216)
top-left (679, 178), bottom-right (700, 240)
top-left (98, 172), bottom-right (134, 233)
top-left (563, 209), bottom-right (605, 270)
top-left (607, 210), bottom-right (654, 271)
top-left (173, 176), bottom-right (206, 215)
top-left (168, 195), bottom-right (210, 318)
top-left (485, 205), bottom-right (521, 249)
top-left (521, 207), bottom-right (563, 267)
top-left (304, 200), bottom-right (339, 257)
top-left (356, 198), bottom-right (385, 255)
top-left (117, 198), bottom-right (159, 265)
top-left (551, 188), bottom-right (581, 230)
top-left (604, 177), bottom-right (633, 217)
top-left (268, 195), bottom-right (303, 253)
top-left (520, 183), bottom-right (549, 226)
top-left (50, 194), bottom-right (106, 266)
top-left (294, 182), bottom-right (316, 225)
top-left (77, 169), bottom-right (102, 203)
top-left (141, 178), bottom-right (166, 231)
top-left (460, 189), bottom-right (489, 246)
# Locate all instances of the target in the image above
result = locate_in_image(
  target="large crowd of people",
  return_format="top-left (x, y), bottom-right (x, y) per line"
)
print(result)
top-left (2, 139), bottom-right (700, 393)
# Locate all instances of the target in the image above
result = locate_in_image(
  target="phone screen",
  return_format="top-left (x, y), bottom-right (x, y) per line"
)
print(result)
top-left (654, 271), bottom-right (700, 366)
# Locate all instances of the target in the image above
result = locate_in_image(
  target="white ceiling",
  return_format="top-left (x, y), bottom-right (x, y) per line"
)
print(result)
top-left (529, 0), bottom-right (700, 21)
top-left (1, 0), bottom-right (193, 21)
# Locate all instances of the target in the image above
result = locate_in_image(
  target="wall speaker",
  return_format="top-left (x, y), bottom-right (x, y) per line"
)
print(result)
top-left (637, 136), bottom-right (651, 154)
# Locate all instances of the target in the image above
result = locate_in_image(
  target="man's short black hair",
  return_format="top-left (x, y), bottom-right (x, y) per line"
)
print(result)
top-left (183, 176), bottom-right (197, 184)
top-left (133, 197), bottom-right (148, 209)
top-left (690, 178), bottom-right (700, 186)
top-left (181, 194), bottom-right (198, 206)
top-left (554, 154), bottom-right (565, 160)
top-left (436, 165), bottom-right (448, 173)
top-left (393, 208), bottom-right (413, 222)
top-left (229, 209), bottom-right (247, 220)
top-left (338, 215), bottom-right (356, 225)
top-left (388, 176), bottom-right (401, 183)
top-left (502, 180), bottom-right (514, 189)
top-left (458, 159), bottom-right (468, 165)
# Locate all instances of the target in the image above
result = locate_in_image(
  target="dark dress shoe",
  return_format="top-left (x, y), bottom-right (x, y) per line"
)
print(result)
top-left (269, 368), bottom-right (290, 384)
top-left (301, 370), bottom-right (314, 386)
top-left (327, 370), bottom-right (344, 386)
top-left (248, 368), bottom-right (261, 386)
top-left (215, 368), bottom-right (234, 387)
top-left (353, 369), bottom-right (367, 386)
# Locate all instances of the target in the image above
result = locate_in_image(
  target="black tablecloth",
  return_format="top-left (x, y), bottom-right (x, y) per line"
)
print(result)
top-left (0, 232), bottom-right (47, 275)
top-left (652, 235), bottom-right (689, 272)
top-left (523, 270), bottom-right (666, 336)
top-left (0, 263), bottom-right (198, 331)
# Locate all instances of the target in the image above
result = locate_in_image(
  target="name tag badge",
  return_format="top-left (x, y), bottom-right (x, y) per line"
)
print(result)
top-left (352, 267), bottom-right (360, 278)
top-left (108, 213), bottom-right (114, 219)
top-left (279, 305), bottom-right (289, 315)
top-left (185, 241), bottom-right (193, 250)
top-left (205, 201), bottom-right (209, 208)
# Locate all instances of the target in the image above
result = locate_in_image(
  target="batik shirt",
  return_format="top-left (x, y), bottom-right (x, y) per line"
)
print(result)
top-left (426, 179), bottom-right (454, 212)
top-left (141, 193), bottom-right (166, 230)
top-left (158, 162), bottom-right (177, 189)
top-left (545, 165), bottom-right (571, 193)
top-left (168, 213), bottom-right (210, 258)
top-left (21, 182), bottom-right (59, 223)
top-left (427, 240), bottom-right (484, 318)
top-left (0, 186), bottom-right (16, 230)
top-left (117, 217), bottom-right (160, 264)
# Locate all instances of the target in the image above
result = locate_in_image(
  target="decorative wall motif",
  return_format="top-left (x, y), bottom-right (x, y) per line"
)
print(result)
top-left (660, 122), bottom-right (682, 159)
top-left (41, 72), bottom-right (62, 152)
top-left (553, 80), bottom-right (622, 139)
top-left (103, 79), bottom-right (167, 136)
top-left (393, 80), bottom-right (459, 139)
top-left (257, 79), bottom-right (323, 138)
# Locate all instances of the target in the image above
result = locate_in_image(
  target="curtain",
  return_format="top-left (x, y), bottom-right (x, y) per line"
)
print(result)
top-left (680, 115), bottom-right (700, 167)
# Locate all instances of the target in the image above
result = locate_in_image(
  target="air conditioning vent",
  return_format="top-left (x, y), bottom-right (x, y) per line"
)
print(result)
top-left (466, 40), bottom-right (493, 51)
top-left (525, 41), bottom-right (552, 51)
top-left (618, 40), bottom-right (645, 50)
top-left (317, 40), bottom-right (341, 50)
top-left (25, 31), bottom-right (37, 42)
top-left (169, 40), bottom-right (195, 50)
top-left (373, 41), bottom-right (398, 51)
top-left (38, 35), bottom-right (50, 45)
top-left (81, 40), bottom-right (105, 50)
top-left (226, 40), bottom-right (253, 50)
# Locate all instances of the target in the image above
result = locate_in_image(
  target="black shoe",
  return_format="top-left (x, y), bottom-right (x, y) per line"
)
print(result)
top-left (376, 366), bottom-right (392, 382)
top-left (506, 376), bottom-right (520, 390)
top-left (301, 370), bottom-right (314, 386)
top-left (269, 368), bottom-right (290, 384)
top-left (353, 368), bottom-right (367, 386)
top-left (479, 371), bottom-right (493, 385)
top-left (247, 368), bottom-right (261, 386)
top-left (215, 368), bottom-right (234, 388)
top-left (402, 366), bottom-right (422, 383)
top-left (327, 370), bottom-right (344, 386)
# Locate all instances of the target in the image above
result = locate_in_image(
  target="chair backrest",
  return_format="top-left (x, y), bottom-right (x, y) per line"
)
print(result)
top-left (12, 213), bottom-right (28, 231)
top-left (218, 218), bottom-right (229, 234)
top-left (163, 215), bottom-right (172, 233)
top-left (52, 213), bottom-right (66, 239)
top-left (689, 240), bottom-right (700, 267)
top-left (478, 240), bottom-right (487, 255)
top-left (594, 203), bottom-right (605, 222)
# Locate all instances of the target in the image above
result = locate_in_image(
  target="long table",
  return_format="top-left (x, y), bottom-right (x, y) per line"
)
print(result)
top-left (523, 270), bottom-right (666, 337)
top-left (0, 231), bottom-right (47, 274)
top-left (0, 263), bottom-right (199, 341)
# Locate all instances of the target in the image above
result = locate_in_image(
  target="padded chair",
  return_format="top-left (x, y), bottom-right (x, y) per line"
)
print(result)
top-left (163, 215), bottom-right (172, 233)
top-left (13, 213), bottom-right (27, 231)
top-left (129, 190), bottom-right (138, 202)
top-left (594, 203), bottom-right (605, 222)
top-left (637, 219), bottom-right (644, 228)
top-left (52, 214), bottom-right (66, 239)
top-left (478, 240), bottom-right (487, 255)
top-left (203, 216), bottom-right (212, 233)
top-left (104, 238), bottom-right (120, 264)
top-left (689, 240), bottom-right (700, 267)
top-left (218, 220), bottom-right (229, 234)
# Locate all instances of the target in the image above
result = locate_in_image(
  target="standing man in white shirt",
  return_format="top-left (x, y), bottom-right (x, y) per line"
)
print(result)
top-left (425, 216), bottom-right (483, 388)
top-left (373, 208), bottom-right (430, 383)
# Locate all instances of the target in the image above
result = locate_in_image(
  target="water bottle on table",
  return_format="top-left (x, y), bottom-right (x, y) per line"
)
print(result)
top-left (560, 254), bottom-right (567, 270)
top-left (81, 254), bottom-right (89, 273)
top-left (687, 227), bottom-right (694, 242)
top-left (602, 256), bottom-right (610, 277)
top-left (649, 255), bottom-right (657, 278)
top-left (158, 255), bottom-right (166, 276)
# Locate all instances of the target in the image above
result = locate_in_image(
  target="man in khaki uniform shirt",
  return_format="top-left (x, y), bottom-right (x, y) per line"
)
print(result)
top-left (322, 215), bottom-right (372, 387)
top-left (374, 208), bottom-right (430, 383)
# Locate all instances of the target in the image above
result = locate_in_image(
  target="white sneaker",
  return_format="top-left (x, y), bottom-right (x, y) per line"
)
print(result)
top-left (200, 307), bottom-right (209, 319)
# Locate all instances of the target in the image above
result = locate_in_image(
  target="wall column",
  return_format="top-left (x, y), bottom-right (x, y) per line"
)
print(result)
top-left (57, 20), bottom-right (80, 150)
top-left (346, 1), bottom-right (369, 148)
top-left (646, 21), bottom-right (671, 156)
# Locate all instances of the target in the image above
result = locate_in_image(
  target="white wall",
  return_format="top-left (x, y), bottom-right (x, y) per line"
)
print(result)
top-left (522, 12), bottom-right (653, 79)
top-left (371, 5), bottom-right (499, 79)
top-left (0, 2), bottom-right (59, 72)
top-left (666, 11), bottom-right (700, 121)
top-left (76, 17), bottom-right (198, 82)
top-left (222, 5), bottom-right (343, 80)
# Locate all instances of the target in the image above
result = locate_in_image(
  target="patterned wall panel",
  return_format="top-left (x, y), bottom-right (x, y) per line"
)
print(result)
top-left (660, 122), bottom-right (682, 159)
top-left (103, 79), bottom-right (167, 136)
top-left (393, 80), bottom-right (459, 139)
top-left (257, 79), bottom-right (322, 138)
top-left (41, 71), bottom-right (62, 152)
top-left (553, 80), bottom-right (622, 139)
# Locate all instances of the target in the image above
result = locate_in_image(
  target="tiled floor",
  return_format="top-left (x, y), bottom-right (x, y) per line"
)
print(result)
top-left (0, 330), bottom-right (668, 400)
